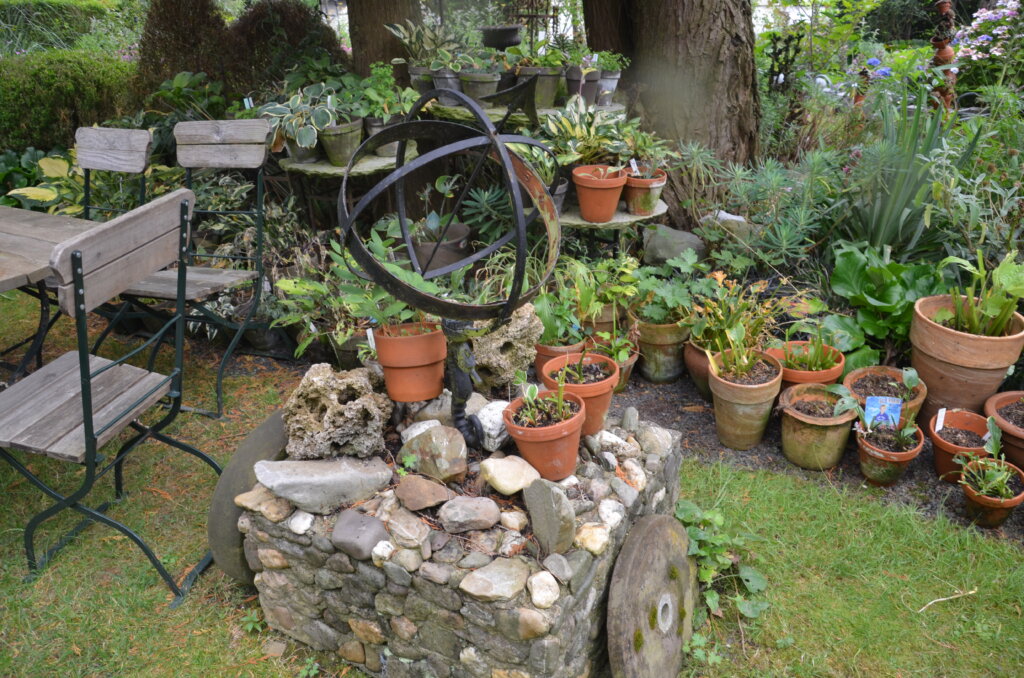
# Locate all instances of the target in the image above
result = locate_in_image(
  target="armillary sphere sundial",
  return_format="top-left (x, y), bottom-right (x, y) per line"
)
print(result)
top-left (338, 78), bottom-right (561, 448)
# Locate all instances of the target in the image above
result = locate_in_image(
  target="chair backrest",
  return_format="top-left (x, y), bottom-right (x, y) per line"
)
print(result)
top-left (50, 188), bottom-right (195, 314)
top-left (174, 120), bottom-right (270, 169)
top-left (75, 127), bottom-right (152, 173)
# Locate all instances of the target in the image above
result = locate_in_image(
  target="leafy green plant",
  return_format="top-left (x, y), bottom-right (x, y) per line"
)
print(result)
top-left (777, 315), bottom-right (840, 372)
top-left (239, 609), bottom-right (265, 634)
top-left (958, 418), bottom-right (1019, 499)
top-left (258, 82), bottom-right (336, 149)
top-left (462, 184), bottom-right (514, 245)
top-left (564, 254), bottom-right (639, 325)
top-left (411, 174), bottom-right (463, 242)
top-left (595, 50), bottom-right (630, 71)
top-left (385, 20), bottom-right (461, 66)
top-left (593, 327), bottom-right (637, 365)
top-left (361, 62), bottom-right (417, 120)
top-left (506, 39), bottom-right (566, 68)
top-left (624, 128), bottom-right (677, 179)
top-left (633, 251), bottom-right (710, 324)
top-left (536, 97), bottom-right (632, 166)
top-left (534, 291), bottom-right (582, 345)
top-left (297, 657), bottom-right (320, 678)
top-left (685, 273), bottom-right (778, 354)
top-left (935, 250), bottom-right (1024, 337)
top-left (512, 369), bottom-right (572, 425)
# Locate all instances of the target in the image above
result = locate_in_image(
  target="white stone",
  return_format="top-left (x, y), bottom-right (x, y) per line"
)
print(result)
top-left (585, 430), bottom-right (641, 459)
top-left (477, 400), bottom-right (511, 452)
top-left (254, 457), bottom-right (391, 514)
top-left (527, 571), bottom-right (560, 609)
top-left (575, 523), bottom-right (610, 555)
top-left (637, 425), bottom-right (675, 458)
top-left (557, 475), bottom-right (579, 489)
top-left (653, 488), bottom-right (666, 508)
top-left (371, 540), bottom-right (395, 567)
top-left (500, 510), bottom-right (529, 531)
top-left (601, 451), bottom-right (618, 470)
top-left (622, 459), bottom-right (647, 491)
top-left (400, 419), bottom-right (442, 443)
top-left (598, 499), bottom-right (625, 529)
top-left (498, 531), bottom-right (527, 557)
top-left (481, 455), bottom-right (540, 495)
top-left (287, 510), bottom-right (314, 535)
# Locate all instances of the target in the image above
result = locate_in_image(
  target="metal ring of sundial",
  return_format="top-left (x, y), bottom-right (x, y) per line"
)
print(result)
top-left (338, 86), bottom-right (561, 324)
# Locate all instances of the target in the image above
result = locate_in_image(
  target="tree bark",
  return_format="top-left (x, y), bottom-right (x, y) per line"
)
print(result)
top-left (583, 0), bottom-right (759, 228)
top-left (347, 0), bottom-right (422, 77)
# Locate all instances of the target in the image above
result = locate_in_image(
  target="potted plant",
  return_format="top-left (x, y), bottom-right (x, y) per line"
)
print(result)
top-left (567, 254), bottom-right (638, 340)
top-left (623, 129), bottom-right (676, 217)
top-left (408, 175), bottom-right (472, 273)
top-left (707, 326), bottom-right (783, 451)
top-left (958, 418), bottom-right (1024, 528)
top-left (909, 251), bottom-right (1024, 423)
top-left (319, 76), bottom-right (368, 167)
top-left (564, 44), bottom-right (600, 106)
top-left (832, 384), bottom-right (924, 486)
top-left (360, 62), bottom-right (419, 157)
top-left (984, 391), bottom-right (1024, 469)
top-left (536, 97), bottom-right (631, 174)
top-left (765, 318), bottom-right (845, 392)
top-left (258, 83), bottom-right (336, 162)
top-left (540, 350), bottom-right (620, 436)
top-left (632, 251), bottom-right (709, 383)
top-left (778, 383), bottom-right (858, 470)
top-left (595, 50), bottom-right (630, 106)
top-left (385, 20), bottom-right (461, 96)
top-left (533, 291), bottom-right (585, 375)
top-left (429, 49), bottom-right (470, 105)
top-left (503, 372), bottom-right (586, 481)
top-left (571, 165), bottom-right (626, 223)
top-left (507, 39), bottom-right (566, 109)
top-left (506, 142), bottom-right (568, 214)
top-left (842, 366), bottom-right (927, 421)
top-left (458, 51), bottom-right (502, 104)
top-left (928, 408), bottom-right (989, 483)
top-left (591, 325), bottom-right (639, 394)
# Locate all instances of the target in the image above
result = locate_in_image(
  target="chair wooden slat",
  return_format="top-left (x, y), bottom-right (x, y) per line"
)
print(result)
top-left (174, 120), bottom-right (270, 144)
top-left (121, 267), bottom-right (255, 301)
top-left (176, 144), bottom-right (268, 169)
top-left (75, 128), bottom-right (152, 173)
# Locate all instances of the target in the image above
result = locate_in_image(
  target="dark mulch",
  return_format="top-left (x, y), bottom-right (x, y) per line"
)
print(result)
top-left (998, 399), bottom-right (1024, 429)
top-left (607, 373), bottom-right (1024, 543)
top-left (720, 359), bottom-right (778, 386)
top-left (555, 362), bottom-right (611, 385)
top-left (791, 399), bottom-right (834, 418)
top-left (862, 427), bottom-right (916, 453)
top-left (936, 426), bottom-right (985, 449)
top-left (850, 373), bottom-right (909, 400)
top-left (512, 398), bottom-right (581, 427)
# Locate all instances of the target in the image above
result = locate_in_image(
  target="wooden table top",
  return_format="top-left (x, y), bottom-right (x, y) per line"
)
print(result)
top-left (0, 207), bottom-right (98, 293)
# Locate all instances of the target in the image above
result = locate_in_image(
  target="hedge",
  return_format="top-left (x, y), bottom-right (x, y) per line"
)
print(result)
top-left (0, 0), bottom-right (116, 50)
top-left (0, 49), bottom-right (138, 151)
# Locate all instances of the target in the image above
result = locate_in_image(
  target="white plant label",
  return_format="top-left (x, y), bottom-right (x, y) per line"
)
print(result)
top-left (983, 431), bottom-right (992, 442)
top-left (366, 328), bottom-right (376, 351)
top-left (935, 408), bottom-right (947, 432)
top-left (244, 96), bottom-right (254, 110)
top-left (629, 158), bottom-right (639, 174)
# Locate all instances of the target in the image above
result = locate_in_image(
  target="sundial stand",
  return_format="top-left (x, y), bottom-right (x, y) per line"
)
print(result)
top-left (443, 318), bottom-right (485, 449)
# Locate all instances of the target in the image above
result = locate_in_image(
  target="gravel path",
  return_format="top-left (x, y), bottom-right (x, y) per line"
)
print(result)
top-left (608, 373), bottom-right (1024, 544)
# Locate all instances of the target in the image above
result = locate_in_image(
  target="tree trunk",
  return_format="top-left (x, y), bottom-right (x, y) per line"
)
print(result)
top-left (347, 0), bottom-right (422, 77)
top-left (583, 0), bottom-right (759, 229)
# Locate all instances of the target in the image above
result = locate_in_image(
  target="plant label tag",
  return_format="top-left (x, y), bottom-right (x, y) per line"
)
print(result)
top-left (327, 95), bottom-right (334, 110)
top-left (629, 158), bottom-right (639, 174)
top-left (864, 396), bottom-right (901, 430)
top-left (983, 431), bottom-right (992, 442)
top-left (936, 408), bottom-right (947, 432)
top-left (367, 328), bottom-right (376, 351)
top-left (244, 96), bottom-right (254, 110)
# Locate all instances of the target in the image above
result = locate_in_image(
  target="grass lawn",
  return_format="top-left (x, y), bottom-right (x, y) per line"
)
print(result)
top-left (1, 292), bottom-right (1022, 677)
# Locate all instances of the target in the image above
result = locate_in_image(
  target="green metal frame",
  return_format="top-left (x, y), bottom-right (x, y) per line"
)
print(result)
top-left (0, 199), bottom-right (222, 607)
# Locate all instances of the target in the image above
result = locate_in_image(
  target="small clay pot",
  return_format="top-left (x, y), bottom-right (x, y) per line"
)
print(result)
top-left (504, 391), bottom-right (586, 481)
top-left (856, 425), bottom-right (924, 486)
top-left (984, 391), bottom-right (1024, 469)
top-left (765, 341), bottom-right (845, 393)
top-left (779, 384), bottom-right (857, 470)
top-left (374, 323), bottom-right (446, 402)
top-left (534, 339), bottom-right (586, 375)
top-left (540, 353), bottom-right (620, 436)
top-left (928, 409), bottom-right (989, 483)
top-left (320, 118), bottom-right (363, 167)
top-left (961, 458), bottom-right (1024, 528)
top-left (571, 165), bottom-right (626, 224)
top-left (708, 350), bottom-right (783, 451)
top-left (843, 365), bottom-right (928, 421)
top-left (623, 168), bottom-right (667, 217)
top-left (614, 352), bottom-right (639, 394)
top-left (684, 340), bottom-right (712, 401)
top-left (637, 321), bottom-right (689, 383)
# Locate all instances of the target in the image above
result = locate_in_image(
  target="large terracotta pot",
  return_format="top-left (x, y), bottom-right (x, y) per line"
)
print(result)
top-left (910, 295), bottom-right (1024, 424)
top-left (320, 118), bottom-right (363, 167)
top-left (928, 409), bottom-right (989, 483)
top-left (374, 323), bottom-right (446, 402)
top-left (503, 391), bottom-right (586, 481)
top-left (534, 339), bottom-right (586, 375)
top-left (856, 425), bottom-right (923, 487)
top-left (708, 350), bottom-right (783, 450)
top-left (779, 384), bottom-right (857, 470)
top-left (540, 353), bottom-right (620, 436)
top-left (984, 391), bottom-right (1024, 469)
top-left (765, 341), bottom-right (845, 393)
top-left (623, 168), bottom-right (667, 217)
top-left (961, 458), bottom-right (1024, 528)
top-left (843, 365), bottom-right (928, 422)
top-left (571, 165), bottom-right (626, 224)
top-left (684, 341), bottom-right (712, 401)
top-left (637, 321), bottom-right (689, 383)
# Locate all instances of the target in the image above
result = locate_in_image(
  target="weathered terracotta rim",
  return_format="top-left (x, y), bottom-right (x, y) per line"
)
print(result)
top-left (927, 409), bottom-right (988, 454)
top-left (540, 352), bottom-right (621, 396)
top-left (709, 350), bottom-right (782, 387)
top-left (779, 383), bottom-right (858, 427)
top-left (637, 320), bottom-right (689, 345)
top-left (913, 295), bottom-right (1024, 346)
top-left (503, 391), bottom-right (587, 440)
top-left (843, 365), bottom-right (927, 408)
top-left (984, 391), bottom-right (1024, 438)
top-left (571, 165), bottom-right (627, 189)
top-left (857, 426), bottom-right (924, 462)
top-left (765, 341), bottom-right (845, 383)
top-left (961, 459), bottom-right (1024, 508)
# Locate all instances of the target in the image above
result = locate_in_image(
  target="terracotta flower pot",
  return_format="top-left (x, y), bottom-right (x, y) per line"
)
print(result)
top-left (503, 391), bottom-right (586, 481)
top-left (320, 118), bottom-right (363, 167)
top-left (623, 168), bottom-right (667, 217)
top-left (540, 353), bottom-right (620, 436)
top-left (984, 391), bottom-right (1024, 470)
top-left (843, 365), bottom-right (928, 422)
top-left (960, 458), bottom-right (1024, 528)
top-left (856, 425), bottom-right (924, 486)
top-left (614, 352), bottom-right (639, 394)
top-left (910, 295), bottom-right (1024, 424)
top-left (534, 339), bottom-right (586, 375)
top-left (765, 341), bottom-right (845, 393)
top-left (684, 340), bottom-right (712, 401)
top-left (374, 322), bottom-right (446, 402)
top-left (571, 165), bottom-right (626, 224)
top-left (779, 384), bottom-right (857, 470)
top-left (581, 304), bottom-right (628, 342)
top-left (928, 409), bottom-right (989, 483)
top-left (637, 321), bottom-right (689, 383)
top-left (708, 350), bottom-right (783, 450)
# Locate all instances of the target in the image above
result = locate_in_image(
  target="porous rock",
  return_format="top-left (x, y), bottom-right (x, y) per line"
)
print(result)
top-left (477, 400), bottom-right (511, 452)
top-left (471, 303), bottom-right (544, 391)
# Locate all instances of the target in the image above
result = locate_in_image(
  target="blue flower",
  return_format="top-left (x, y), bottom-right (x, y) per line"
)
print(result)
top-left (978, 34), bottom-right (993, 41)
top-left (874, 67), bottom-right (892, 78)
top-left (866, 57), bottom-right (881, 66)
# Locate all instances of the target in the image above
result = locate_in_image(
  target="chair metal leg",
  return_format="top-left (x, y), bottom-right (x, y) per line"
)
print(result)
top-left (1, 282), bottom-right (61, 387)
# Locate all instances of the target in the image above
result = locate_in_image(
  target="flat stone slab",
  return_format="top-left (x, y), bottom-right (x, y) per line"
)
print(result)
top-left (458, 557), bottom-right (530, 601)
top-left (523, 479), bottom-right (575, 555)
top-left (255, 457), bottom-right (391, 514)
top-left (394, 475), bottom-right (454, 511)
top-left (331, 509), bottom-right (388, 561)
top-left (559, 200), bottom-right (667, 231)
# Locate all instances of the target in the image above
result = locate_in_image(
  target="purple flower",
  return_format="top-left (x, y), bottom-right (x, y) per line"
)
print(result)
top-left (978, 34), bottom-right (994, 41)
top-left (874, 67), bottom-right (892, 78)
top-left (867, 57), bottom-right (881, 66)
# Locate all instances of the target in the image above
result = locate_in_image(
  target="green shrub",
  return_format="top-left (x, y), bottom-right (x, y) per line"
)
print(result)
top-left (0, 0), bottom-right (115, 54)
top-left (0, 49), bottom-right (138, 151)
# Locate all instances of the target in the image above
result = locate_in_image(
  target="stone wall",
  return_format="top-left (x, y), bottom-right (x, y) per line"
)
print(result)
top-left (235, 367), bottom-right (682, 678)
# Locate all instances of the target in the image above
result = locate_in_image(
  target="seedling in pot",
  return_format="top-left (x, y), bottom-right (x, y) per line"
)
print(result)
top-left (512, 369), bottom-right (572, 426)
top-left (956, 417), bottom-right (1019, 499)
top-left (828, 384), bottom-right (918, 450)
top-left (779, 319), bottom-right (840, 371)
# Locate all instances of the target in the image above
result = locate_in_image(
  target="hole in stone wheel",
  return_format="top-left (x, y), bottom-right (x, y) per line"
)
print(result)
top-left (657, 592), bottom-right (674, 633)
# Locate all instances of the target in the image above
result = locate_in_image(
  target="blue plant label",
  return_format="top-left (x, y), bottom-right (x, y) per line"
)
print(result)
top-left (864, 396), bottom-right (901, 431)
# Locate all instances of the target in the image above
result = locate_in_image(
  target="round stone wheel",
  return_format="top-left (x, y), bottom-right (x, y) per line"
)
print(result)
top-left (207, 409), bottom-right (288, 584)
top-left (607, 514), bottom-right (698, 678)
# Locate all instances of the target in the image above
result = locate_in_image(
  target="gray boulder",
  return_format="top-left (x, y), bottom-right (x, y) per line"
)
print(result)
top-left (400, 425), bottom-right (468, 482)
top-left (254, 457), bottom-right (391, 514)
top-left (642, 224), bottom-right (707, 265)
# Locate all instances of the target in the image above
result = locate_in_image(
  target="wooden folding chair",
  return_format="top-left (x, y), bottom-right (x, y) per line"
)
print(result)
top-left (0, 189), bottom-right (221, 606)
